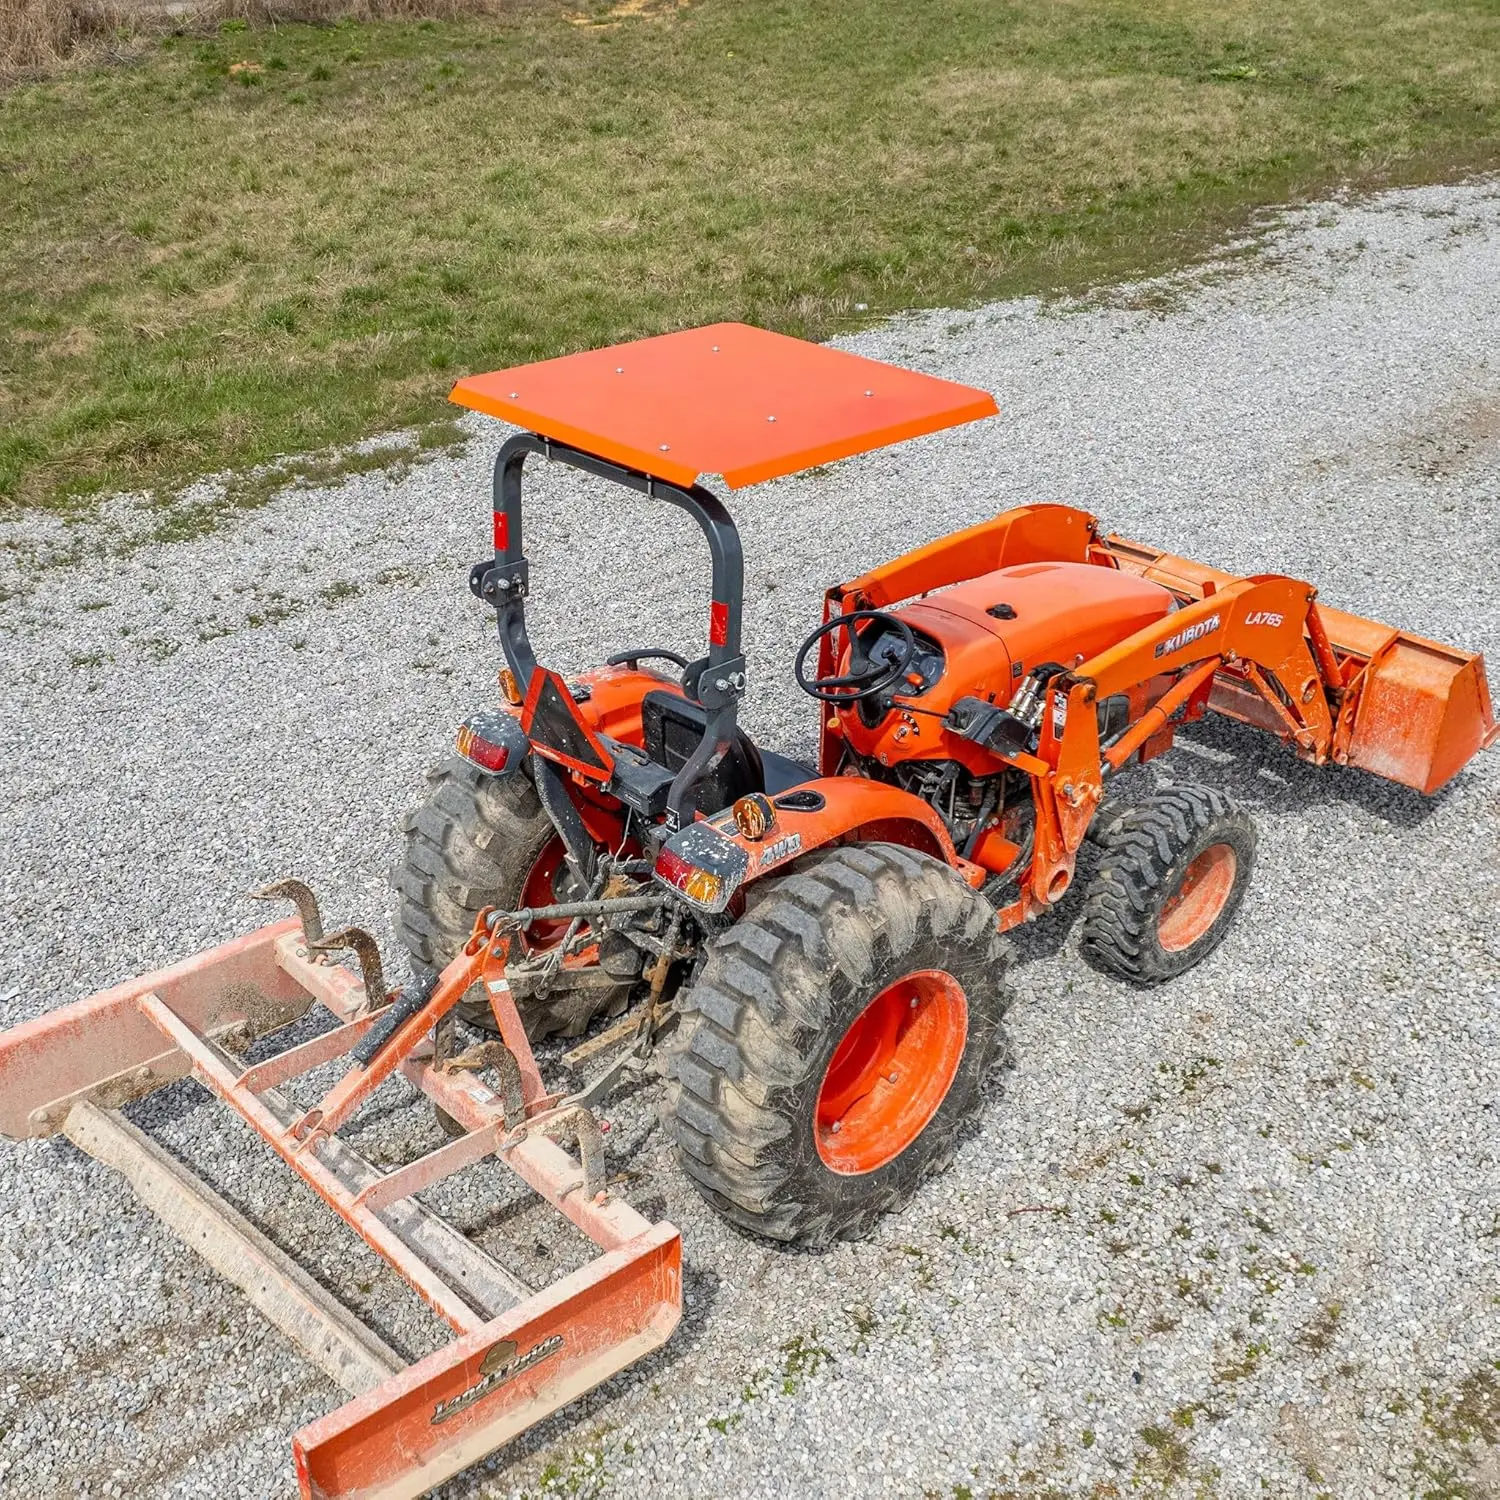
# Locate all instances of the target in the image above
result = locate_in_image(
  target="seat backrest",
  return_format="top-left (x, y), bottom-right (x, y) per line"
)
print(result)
top-left (640, 690), bottom-right (765, 815)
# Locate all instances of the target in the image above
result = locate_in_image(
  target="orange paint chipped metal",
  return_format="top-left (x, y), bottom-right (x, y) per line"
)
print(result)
top-left (449, 323), bottom-right (998, 488)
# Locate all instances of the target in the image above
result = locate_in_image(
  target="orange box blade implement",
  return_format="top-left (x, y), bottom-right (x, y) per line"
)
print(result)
top-left (0, 919), bottom-right (309, 1141)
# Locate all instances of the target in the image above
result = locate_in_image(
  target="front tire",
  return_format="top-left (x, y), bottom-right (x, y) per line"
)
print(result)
top-left (1080, 785), bottom-right (1256, 984)
top-left (665, 843), bottom-right (1011, 1247)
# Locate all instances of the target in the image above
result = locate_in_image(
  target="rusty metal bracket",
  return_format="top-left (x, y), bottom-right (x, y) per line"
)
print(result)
top-left (250, 878), bottom-right (325, 946)
top-left (536, 1105), bottom-right (606, 1201)
top-left (309, 927), bottom-right (390, 1015)
top-left (442, 1040), bottom-right (526, 1130)
top-left (560, 1007), bottom-right (649, 1072)
top-left (432, 1009), bottom-right (457, 1071)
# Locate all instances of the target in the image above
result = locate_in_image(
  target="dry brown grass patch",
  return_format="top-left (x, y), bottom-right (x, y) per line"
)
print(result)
top-left (0, 0), bottom-right (519, 76)
top-left (194, 0), bottom-right (510, 22)
top-left (0, 0), bottom-right (123, 75)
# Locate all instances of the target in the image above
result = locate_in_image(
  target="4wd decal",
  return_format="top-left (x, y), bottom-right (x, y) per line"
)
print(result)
top-left (431, 1334), bottom-right (564, 1425)
top-left (755, 832), bottom-right (802, 872)
top-left (1154, 613), bottom-right (1221, 659)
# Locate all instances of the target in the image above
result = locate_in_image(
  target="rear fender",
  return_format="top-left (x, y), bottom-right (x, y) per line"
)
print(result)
top-left (538, 664), bottom-right (686, 848)
top-left (571, 663), bottom-right (685, 748)
top-left (717, 777), bottom-right (967, 884)
top-left (475, 665), bottom-right (674, 848)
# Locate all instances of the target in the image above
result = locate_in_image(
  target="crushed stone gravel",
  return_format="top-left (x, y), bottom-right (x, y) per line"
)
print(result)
top-left (1, 175), bottom-right (1498, 1499)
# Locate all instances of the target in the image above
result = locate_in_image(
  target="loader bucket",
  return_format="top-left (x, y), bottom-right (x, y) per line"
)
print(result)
top-left (1317, 604), bottom-right (1499, 795)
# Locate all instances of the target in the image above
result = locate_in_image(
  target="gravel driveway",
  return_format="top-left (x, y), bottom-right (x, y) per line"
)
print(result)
top-left (1, 177), bottom-right (1497, 1500)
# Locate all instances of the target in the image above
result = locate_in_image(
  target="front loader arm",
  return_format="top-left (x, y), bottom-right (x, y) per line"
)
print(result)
top-left (1072, 574), bottom-right (1335, 755)
top-left (1097, 531), bottom-right (1497, 794)
top-left (1018, 575), bottom-right (1332, 917)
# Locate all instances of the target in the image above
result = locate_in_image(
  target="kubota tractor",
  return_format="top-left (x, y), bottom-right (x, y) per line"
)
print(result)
top-left (2, 324), bottom-right (1493, 1497)
top-left (397, 322), bottom-right (1496, 1247)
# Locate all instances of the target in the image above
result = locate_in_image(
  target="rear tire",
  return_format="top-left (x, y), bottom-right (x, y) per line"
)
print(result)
top-left (1080, 785), bottom-right (1255, 984)
top-left (665, 843), bottom-right (1010, 1247)
top-left (392, 758), bottom-right (624, 1040)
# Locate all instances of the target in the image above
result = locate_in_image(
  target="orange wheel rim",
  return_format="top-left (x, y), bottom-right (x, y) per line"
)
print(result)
top-left (1157, 843), bottom-right (1237, 952)
top-left (814, 969), bottom-right (968, 1176)
top-left (520, 838), bottom-right (570, 950)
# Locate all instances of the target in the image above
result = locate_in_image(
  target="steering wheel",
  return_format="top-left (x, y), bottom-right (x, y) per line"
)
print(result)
top-left (794, 609), bottom-right (917, 703)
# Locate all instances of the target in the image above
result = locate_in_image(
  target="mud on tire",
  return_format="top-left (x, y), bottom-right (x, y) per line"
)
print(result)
top-left (1079, 784), bottom-right (1256, 985)
top-left (392, 758), bottom-right (621, 1040)
top-left (664, 843), bottom-right (1011, 1248)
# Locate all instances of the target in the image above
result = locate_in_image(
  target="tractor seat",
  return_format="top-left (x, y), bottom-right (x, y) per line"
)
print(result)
top-left (640, 690), bottom-right (812, 813)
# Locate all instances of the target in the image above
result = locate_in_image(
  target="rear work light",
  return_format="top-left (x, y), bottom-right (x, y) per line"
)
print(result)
top-left (652, 824), bottom-right (751, 914)
top-left (454, 708), bottom-right (529, 776)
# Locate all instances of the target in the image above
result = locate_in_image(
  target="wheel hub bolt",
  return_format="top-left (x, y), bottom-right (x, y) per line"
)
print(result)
top-left (830, 1120), bottom-right (842, 1133)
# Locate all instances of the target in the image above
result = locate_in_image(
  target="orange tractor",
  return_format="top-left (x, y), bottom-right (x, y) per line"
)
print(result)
top-left (2, 325), bottom-right (1494, 1497)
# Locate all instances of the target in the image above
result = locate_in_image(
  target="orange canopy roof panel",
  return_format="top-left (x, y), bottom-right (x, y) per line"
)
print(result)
top-left (449, 323), bottom-right (998, 490)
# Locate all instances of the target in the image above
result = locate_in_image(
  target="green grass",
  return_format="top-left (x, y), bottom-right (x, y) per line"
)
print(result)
top-left (3, 0), bottom-right (1499, 512)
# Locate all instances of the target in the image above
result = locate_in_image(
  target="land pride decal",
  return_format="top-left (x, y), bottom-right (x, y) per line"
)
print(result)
top-left (1154, 613), bottom-right (1221, 659)
top-left (432, 1334), bottom-right (565, 1424)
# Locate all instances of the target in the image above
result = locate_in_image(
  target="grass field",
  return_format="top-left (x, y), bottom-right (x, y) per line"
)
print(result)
top-left (3, 0), bottom-right (1498, 513)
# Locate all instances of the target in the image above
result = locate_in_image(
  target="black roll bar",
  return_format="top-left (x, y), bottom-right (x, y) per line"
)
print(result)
top-left (471, 432), bottom-right (748, 825)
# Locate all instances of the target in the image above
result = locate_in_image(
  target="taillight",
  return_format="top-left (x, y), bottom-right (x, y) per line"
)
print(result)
top-left (454, 708), bottom-right (526, 776)
top-left (653, 826), bottom-right (750, 914)
top-left (654, 846), bottom-right (723, 908)
top-left (456, 723), bottom-right (509, 772)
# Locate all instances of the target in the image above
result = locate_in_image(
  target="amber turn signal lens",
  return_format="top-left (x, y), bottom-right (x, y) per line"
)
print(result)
top-left (682, 868), bottom-right (724, 907)
top-left (654, 845), bottom-right (726, 910)
top-left (731, 793), bottom-right (776, 841)
top-left (498, 667), bottom-right (522, 706)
